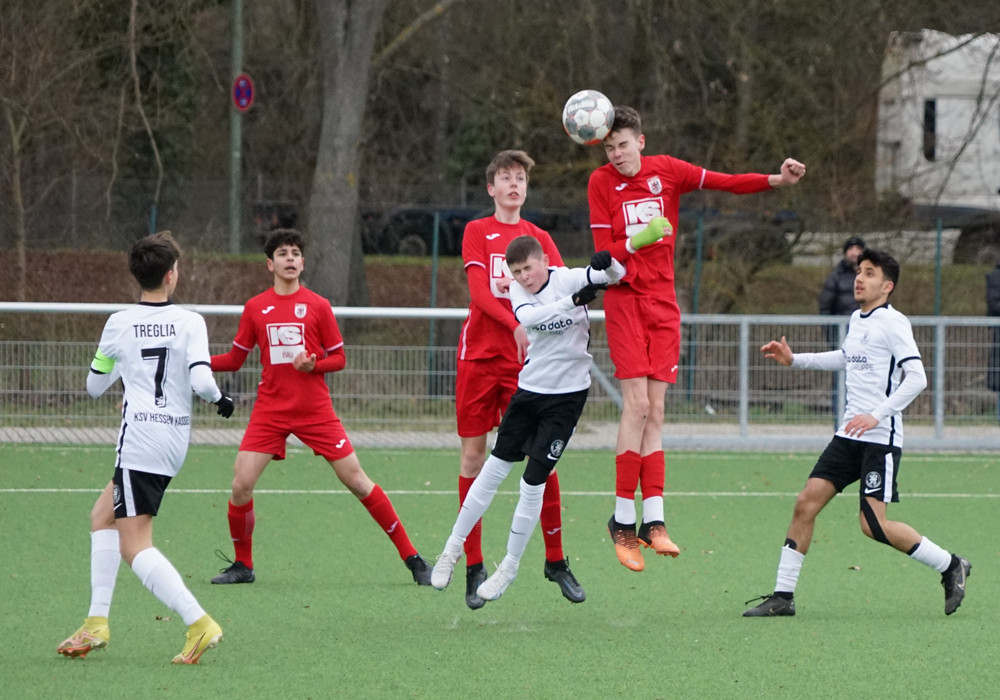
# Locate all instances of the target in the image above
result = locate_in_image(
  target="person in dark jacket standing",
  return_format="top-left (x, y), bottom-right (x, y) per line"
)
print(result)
top-left (819, 236), bottom-right (866, 423)
top-left (819, 236), bottom-right (866, 317)
top-left (986, 260), bottom-right (1000, 420)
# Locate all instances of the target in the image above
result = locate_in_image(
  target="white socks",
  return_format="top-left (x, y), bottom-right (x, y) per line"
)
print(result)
top-left (615, 496), bottom-right (665, 525)
top-left (909, 536), bottom-right (952, 573)
top-left (88, 529), bottom-right (121, 618)
top-left (614, 497), bottom-right (636, 525)
top-left (775, 545), bottom-right (805, 594)
top-left (774, 537), bottom-right (951, 593)
top-left (505, 479), bottom-right (545, 563)
top-left (771, 536), bottom-right (951, 596)
top-left (642, 496), bottom-right (664, 524)
top-left (131, 547), bottom-right (205, 626)
top-left (447, 455), bottom-right (514, 553)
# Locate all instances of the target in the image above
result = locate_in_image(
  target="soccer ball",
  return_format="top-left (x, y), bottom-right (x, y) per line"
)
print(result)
top-left (562, 90), bottom-right (615, 145)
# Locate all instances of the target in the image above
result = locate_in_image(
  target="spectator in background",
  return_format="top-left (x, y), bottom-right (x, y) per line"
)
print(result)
top-left (819, 236), bottom-right (866, 423)
top-left (986, 260), bottom-right (1000, 420)
top-left (819, 236), bottom-right (866, 318)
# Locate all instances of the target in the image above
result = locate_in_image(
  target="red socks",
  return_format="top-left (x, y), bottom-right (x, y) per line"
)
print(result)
top-left (227, 499), bottom-right (255, 569)
top-left (615, 451), bottom-right (642, 499)
top-left (540, 471), bottom-right (565, 563)
top-left (361, 484), bottom-right (417, 561)
top-left (458, 475), bottom-right (484, 567)
top-left (640, 450), bottom-right (665, 499)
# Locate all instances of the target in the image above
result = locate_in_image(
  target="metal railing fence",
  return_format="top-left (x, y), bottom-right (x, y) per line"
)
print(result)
top-left (1, 303), bottom-right (998, 450)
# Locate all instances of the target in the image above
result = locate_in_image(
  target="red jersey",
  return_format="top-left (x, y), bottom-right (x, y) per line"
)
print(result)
top-left (212, 285), bottom-right (345, 415)
top-left (589, 154), bottom-right (771, 301)
top-left (458, 215), bottom-right (563, 361)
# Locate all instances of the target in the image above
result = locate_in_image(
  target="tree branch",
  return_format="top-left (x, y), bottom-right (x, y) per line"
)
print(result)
top-left (372, 0), bottom-right (465, 69)
top-left (105, 84), bottom-right (127, 221)
top-left (129, 0), bottom-right (164, 207)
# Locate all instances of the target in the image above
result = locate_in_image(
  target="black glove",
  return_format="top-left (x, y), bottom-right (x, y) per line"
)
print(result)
top-left (572, 283), bottom-right (606, 306)
top-left (214, 393), bottom-right (234, 419)
top-left (590, 250), bottom-right (613, 271)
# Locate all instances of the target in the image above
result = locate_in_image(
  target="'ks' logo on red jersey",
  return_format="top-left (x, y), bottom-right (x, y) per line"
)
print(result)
top-left (489, 253), bottom-right (511, 299)
top-left (266, 323), bottom-right (306, 364)
top-left (267, 323), bottom-right (304, 346)
top-left (622, 197), bottom-right (664, 237)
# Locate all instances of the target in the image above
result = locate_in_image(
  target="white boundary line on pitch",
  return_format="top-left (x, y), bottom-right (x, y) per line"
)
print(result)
top-left (2, 488), bottom-right (998, 498)
top-left (4, 445), bottom-right (1000, 463)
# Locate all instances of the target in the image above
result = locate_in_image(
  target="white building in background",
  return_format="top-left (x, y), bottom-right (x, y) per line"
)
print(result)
top-left (876, 29), bottom-right (1000, 261)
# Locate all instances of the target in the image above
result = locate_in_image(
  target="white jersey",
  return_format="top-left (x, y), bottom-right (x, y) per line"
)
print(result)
top-left (793, 303), bottom-right (925, 447)
top-left (509, 263), bottom-right (623, 394)
top-left (90, 302), bottom-right (221, 476)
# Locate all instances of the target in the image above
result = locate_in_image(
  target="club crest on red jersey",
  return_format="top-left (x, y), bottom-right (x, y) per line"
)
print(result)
top-left (647, 175), bottom-right (662, 194)
top-left (294, 303), bottom-right (307, 319)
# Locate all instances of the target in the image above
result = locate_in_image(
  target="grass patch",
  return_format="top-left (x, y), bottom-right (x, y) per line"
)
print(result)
top-left (4, 444), bottom-right (995, 698)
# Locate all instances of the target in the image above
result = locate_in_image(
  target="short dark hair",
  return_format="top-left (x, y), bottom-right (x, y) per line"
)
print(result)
top-left (129, 230), bottom-right (180, 291)
top-left (264, 229), bottom-right (305, 258)
top-left (858, 248), bottom-right (900, 292)
top-left (486, 150), bottom-right (535, 184)
top-left (609, 105), bottom-right (641, 135)
top-left (505, 235), bottom-right (544, 266)
top-left (843, 236), bottom-right (866, 253)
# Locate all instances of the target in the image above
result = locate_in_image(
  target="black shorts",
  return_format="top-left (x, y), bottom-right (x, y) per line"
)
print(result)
top-left (810, 436), bottom-right (901, 503)
top-left (491, 388), bottom-right (589, 466)
top-left (112, 467), bottom-right (172, 518)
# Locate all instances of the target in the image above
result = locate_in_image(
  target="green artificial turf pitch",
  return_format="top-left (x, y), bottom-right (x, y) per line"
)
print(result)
top-left (2, 443), bottom-right (996, 698)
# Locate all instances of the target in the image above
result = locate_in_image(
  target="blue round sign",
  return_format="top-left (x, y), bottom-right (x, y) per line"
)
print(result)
top-left (232, 73), bottom-right (254, 112)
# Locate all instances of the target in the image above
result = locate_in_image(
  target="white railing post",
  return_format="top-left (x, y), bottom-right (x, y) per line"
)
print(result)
top-left (739, 317), bottom-right (750, 438)
top-left (934, 318), bottom-right (946, 440)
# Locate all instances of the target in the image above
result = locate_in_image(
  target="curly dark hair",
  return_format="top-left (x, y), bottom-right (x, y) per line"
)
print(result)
top-left (264, 229), bottom-right (305, 258)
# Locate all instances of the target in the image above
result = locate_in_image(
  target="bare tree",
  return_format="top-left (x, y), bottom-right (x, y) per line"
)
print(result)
top-left (0, 2), bottom-right (114, 299)
top-left (306, 0), bottom-right (465, 305)
top-left (305, 1), bottom-right (389, 306)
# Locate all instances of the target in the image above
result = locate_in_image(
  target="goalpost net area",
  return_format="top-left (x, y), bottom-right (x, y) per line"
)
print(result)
top-left (2, 303), bottom-right (998, 451)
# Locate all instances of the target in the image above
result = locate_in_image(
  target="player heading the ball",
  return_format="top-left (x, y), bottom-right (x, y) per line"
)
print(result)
top-left (587, 103), bottom-right (805, 573)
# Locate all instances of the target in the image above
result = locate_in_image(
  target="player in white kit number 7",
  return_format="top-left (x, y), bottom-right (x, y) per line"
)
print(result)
top-left (57, 231), bottom-right (234, 664)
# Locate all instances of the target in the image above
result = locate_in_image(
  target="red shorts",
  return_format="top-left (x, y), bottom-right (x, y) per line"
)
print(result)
top-left (239, 406), bottom-right (354, 461)
top-left (455, 356), bottom-right (520, 437)
top-left (604, 289), bottom-right (681, 382)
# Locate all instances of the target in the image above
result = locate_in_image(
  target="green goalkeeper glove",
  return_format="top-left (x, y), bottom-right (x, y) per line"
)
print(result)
top-left (630, 217), bottom-right (672, 251)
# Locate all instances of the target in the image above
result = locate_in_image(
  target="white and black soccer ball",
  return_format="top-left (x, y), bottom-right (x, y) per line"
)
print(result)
top-left (561, 90), bottom-right (615, 145)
